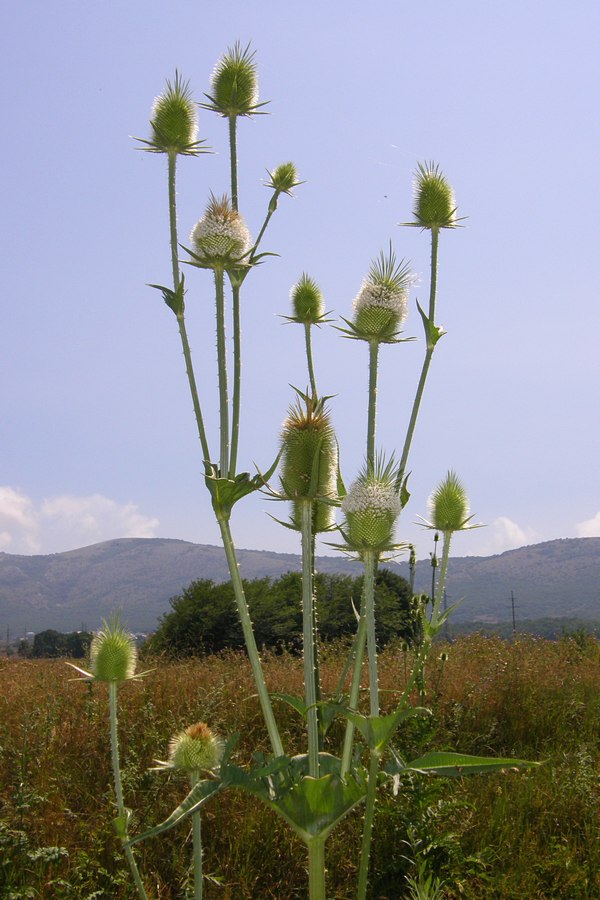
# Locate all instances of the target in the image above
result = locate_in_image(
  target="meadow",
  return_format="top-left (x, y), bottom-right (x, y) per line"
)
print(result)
top-left (1, 633), bottom-right (598, 899)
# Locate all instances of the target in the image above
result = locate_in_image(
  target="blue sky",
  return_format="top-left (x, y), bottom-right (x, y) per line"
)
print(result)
top-left (1, 0), bottom-right (599, 561)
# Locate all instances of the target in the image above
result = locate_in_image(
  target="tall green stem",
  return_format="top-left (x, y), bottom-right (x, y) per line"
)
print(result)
top-left (167, 151), bottom-right (211, 464)
top-left (366, 340), bottom-right (379, 468)
top-left (217, 515), bottom-right (284, 757)
top-left (397, 228), bottom-right (440, 487)
top-left (433, 531), bottom-right (452, 628)
top-left (340, 605), bottom-right (366, 777)
top-left (229, 282), bottom-right (241, 477)
top-left (214, 268), bottom-right (230, 475)
top-left (108, 683), bottom-right (148, 900)
top-left (228, 115), bottom-right (239, 211)
top-left (357, 752), bottom-right (380, 900)
top-left (363, 551), bottom-right (379, 717)
top-left (307, 835), bottom-right (326, 900)
top-left (305, 324), bottom-right (317, 397)
top-left (301, 501), bottom-right (320, 777)
top-left (190, 771), bottom-right (203, 900)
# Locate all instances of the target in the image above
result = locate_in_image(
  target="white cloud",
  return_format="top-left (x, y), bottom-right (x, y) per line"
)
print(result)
top-left (575, 511), bottom-right (600, 537)
top-left (0, 486), bottom-right (159, 555)
top-left (468, 516), bottom-right (538, 556)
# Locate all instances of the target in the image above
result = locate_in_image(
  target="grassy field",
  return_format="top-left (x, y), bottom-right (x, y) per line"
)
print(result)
top-left (1, 634), bottom-right (598, 898)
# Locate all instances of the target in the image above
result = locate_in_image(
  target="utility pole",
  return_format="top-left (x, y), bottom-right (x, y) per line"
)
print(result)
top-left (511, 590), bottom-right (517, 637)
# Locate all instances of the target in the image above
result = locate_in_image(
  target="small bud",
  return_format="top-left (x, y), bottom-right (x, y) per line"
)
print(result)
top-left (146, 72), bottom-right (200, 155)
top-left (90, 616), bottom-right (137, 683)
top-left (342, 458), bottom-right (402, 550)
top-left (290, 275), bottom-right (325, 325)
top-left (427, 471), bottom-right (472, 533)
top-left (280, 393), bottom-right (337, 532)
top-left (205, 42), bottom-right (260, 117)
top-left (267, 162), bottom-right (300, 195)
top-left (347, 247), bottom-right (412, 343)
top-left (412, 162), bottom-right (457, 230)
top-left (168, 722), bottom-right (224, 773)
top-left (190, 195), bottom-right (251, 265)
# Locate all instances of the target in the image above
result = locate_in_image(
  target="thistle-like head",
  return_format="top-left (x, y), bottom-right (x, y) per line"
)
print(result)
top-left (410, 161), bottom-right (458, 230)
top-left (343, 246), bottom-right (413, 343)
top-left (341, 457), bottom-right (402, 551)
top-left (289, 274), bottom-right (326, 325)
top-left (167, 722), bottom-right (224, 774)
top-left (203, 42), bottom-right (263, 117)
top-left (422, 471), bottom-right (478, 534)
top-left (266, 162), bottom-right (301, 196)
top-left (89, 615), bottom-right (138, 683)
top-left (139, 72), bottom-right (202, 156)
top-left (280, 391), bottom-right (337, 532)
top-left (189, 194), bottom-right (251, 267)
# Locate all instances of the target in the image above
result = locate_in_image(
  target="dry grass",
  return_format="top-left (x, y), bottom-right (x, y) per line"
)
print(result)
top-left (1, 634), bottom-right (598, 898)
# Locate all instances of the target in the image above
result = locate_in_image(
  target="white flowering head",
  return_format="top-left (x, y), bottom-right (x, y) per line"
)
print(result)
top-left (168, 722), bottom-right (224, 774)
top-left (342, 458), bottom-right (402, 550)
top-left (90, 615), bottom-right (137, 683)
top-left (190, 195), bottom-right (251, 266)
top-left (348, 246), bottom-right (412, 343)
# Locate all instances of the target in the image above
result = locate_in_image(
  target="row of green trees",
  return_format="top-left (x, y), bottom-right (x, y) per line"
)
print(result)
top-left (146, 570), bottom-right (417, 657)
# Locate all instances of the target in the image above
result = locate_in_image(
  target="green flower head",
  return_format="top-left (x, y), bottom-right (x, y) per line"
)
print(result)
top-left (168, 722), bottom-right (224, 773)
top-left (190, 194), bottom-right (251, 266)
top-left (267, 162), bottom-right (301, 196)
top-left (290, 274), bottom-right (325, 325)
top-left (425, 470), bottom-right (475, 533)
top-left (342, 458), bottom-right (402, 551)
top-left (141, 72), bottom-right (202, 156)
top-left (411, 161), bottom-right (458, 230)
top-left (204, 42), bottom-right (263, 117)
top-left (280, 392), bottom-right (337, 532)
top-left (89, 616), bottom-right (137, 683)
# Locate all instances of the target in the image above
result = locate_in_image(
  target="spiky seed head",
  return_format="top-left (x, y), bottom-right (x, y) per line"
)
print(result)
top-left (148, 73), bottom-right (199, 155)
top-left (268, 162), bottom-right (300, 195)
top-left (290, 275), bottom-right (325, 324)
top-left (280, 394), bottom-right (337, 531)
top-left (412, 162), bottom-right (457, 229)
top-left (207, 42), bottom-right (259, 117)
top-left (90, 617), bottom-right (137, 682)
top-left (168, 722), bottom-right (224, 773)
top-left (428, 471), bottom-right (471, 532)
top-left (350, 248), bottom-right (412, 342)
top-left (190, 195), bottom-right (251, 263)
top-left (342, 460), bottom-right (402, 550)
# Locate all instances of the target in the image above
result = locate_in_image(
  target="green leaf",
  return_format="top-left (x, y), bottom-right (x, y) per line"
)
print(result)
top-left (128, 779), bottom-right (222, 844)
top-left (204, 461), bottom-right (279, 517)
top-left (336, 705), bottom-right (431, 752)
top-left (148, 276), bottom-right (186, 317)
top-left (272, 693), bottom-right (307, 718)
top-left (404, 751), bottom-right (541, 777)
top-left (417, 300), bottom-right (446, 349)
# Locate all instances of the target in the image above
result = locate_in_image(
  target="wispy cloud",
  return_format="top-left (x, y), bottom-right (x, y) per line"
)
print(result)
top-left (575, 511), bottom-right (600, 537)
top-left (470, 516), bottom-right (539, 556)
top-left (0, 486), bottom-right (159, 554)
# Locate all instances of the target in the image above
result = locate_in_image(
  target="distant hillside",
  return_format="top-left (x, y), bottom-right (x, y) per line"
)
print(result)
top-left (0, 537), bottom-right (598, 634)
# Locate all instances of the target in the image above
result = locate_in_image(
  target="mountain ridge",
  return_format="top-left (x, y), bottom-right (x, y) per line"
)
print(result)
top-left (1, 536), bottom-right (598, 634)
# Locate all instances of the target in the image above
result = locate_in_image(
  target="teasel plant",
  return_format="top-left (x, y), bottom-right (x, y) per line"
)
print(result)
top-left (68, 616), bottom-right (151, 899)
top-left (125, 45), bottom-right (542, 900)
top-left (152, 722), bottom-right (225, 899)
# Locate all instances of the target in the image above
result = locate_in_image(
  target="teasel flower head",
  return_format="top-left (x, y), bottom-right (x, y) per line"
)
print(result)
top-left (89, 615), bottom-right (138, 683)
top-left (167, 722), bottom-right (224, 774)
top-left (280, 391), bottom-right (338, 532)
top-left (138, 72), bottom-right (205, 156)
top-left (289, 274), bottom-right (327, 325)
top-left (189, 194), bottom-right (251, 266)
top-left (410, 161), bottom-right (458, 230)
top-left (203, 42), bottom-right (265, 117)
top-left (341, 456), bottom-right (402, 551)
top-left (341, 246), bottom-right (413, 343)
top-left (266, 162), bottom-right (302, 196)
top-left (420, 470), bottom-right (479, 533)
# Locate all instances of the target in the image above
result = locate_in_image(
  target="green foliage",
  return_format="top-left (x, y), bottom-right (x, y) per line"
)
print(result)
top-left (145, 569), bottom-right (415, 657)
top-left (31, 629), bottom-right (92, 659)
